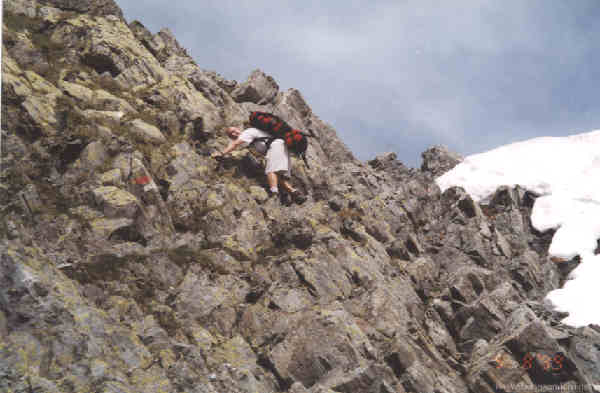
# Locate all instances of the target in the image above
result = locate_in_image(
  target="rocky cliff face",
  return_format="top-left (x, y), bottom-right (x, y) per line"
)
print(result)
top-left (2, 1), bottom-right (600, 392)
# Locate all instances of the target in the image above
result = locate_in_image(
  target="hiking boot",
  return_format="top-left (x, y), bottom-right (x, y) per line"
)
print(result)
top-left (290, 190), bottom-right (307, 204)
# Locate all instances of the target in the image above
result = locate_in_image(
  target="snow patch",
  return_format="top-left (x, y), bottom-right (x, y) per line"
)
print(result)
top-left (436, 130), bottom-right (600, 327)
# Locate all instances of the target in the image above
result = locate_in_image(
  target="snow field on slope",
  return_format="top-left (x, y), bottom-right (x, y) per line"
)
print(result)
top-left (436, 130), bottom-right (600, 326)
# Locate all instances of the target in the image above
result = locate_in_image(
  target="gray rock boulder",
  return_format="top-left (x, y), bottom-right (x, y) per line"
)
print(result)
top-left (128, 118), bottom-right (166, 144)
top-left (231, 69), bottom-right (279, 105)
top-left (421, 145), bottom-right (463, 177)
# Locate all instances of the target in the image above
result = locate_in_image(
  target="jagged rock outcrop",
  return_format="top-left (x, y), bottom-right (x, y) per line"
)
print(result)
top-left (2, 1), bottom-right (600, 392)
top-left (231, 69), bottom-right (280, 105)
top-left (421, 145), bottom-right (463, 178)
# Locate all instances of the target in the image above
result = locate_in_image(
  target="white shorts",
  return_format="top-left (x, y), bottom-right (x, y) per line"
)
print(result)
top-left (265, 139), bottom-right (291, 177)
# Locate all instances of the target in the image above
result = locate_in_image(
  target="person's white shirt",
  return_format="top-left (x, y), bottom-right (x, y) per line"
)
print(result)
top-left (237, 127), bottom-right (272, 154)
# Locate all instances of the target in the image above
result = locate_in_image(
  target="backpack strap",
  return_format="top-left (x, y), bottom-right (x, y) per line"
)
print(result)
top-left (265, 140), bottom-right (311, 170)
top-left (251, 136), bottom-right (311, 169)
top-left (250, 136), bottom-right (277, 150)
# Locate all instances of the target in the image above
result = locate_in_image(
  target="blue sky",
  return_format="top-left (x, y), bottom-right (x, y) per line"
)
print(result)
top-left (117, 1), bottom-right (600, 167)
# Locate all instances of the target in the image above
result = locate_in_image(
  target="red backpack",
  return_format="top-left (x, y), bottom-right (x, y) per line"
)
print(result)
top-left (249, 111), bottom-right (309, 158)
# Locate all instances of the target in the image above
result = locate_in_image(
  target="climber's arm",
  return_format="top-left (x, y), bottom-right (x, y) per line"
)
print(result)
top-left (212, 138), bottom-right (245, 158)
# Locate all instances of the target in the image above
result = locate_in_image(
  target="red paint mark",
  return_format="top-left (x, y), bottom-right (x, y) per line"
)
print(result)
top-left (133, 175), bottom-right (151, 185)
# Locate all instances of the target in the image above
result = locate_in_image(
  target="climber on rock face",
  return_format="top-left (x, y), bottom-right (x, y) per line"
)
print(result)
top-left (211, 126), bottom-right (307, 204)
